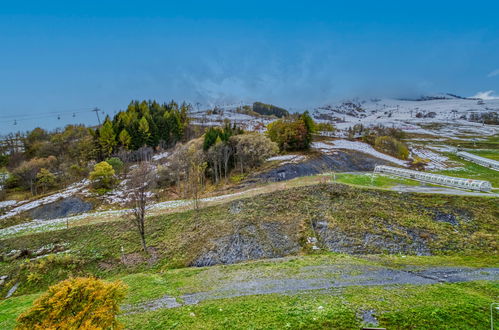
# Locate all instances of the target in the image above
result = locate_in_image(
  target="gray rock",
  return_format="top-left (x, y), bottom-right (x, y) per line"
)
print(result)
top-left (433, 212), bottom-right (459, 226)
top-left (5, 282), bottom-right (19, 298)
top-left (191, 222), bottom-right (300, 267)
top-left (229, 201), bottom-right (242, 214)
top-left (360, 309), bottom-right (379, 326)
top-left (254, 151), bottom-right (391, 183)
top-left (30, 197), bottom-right (92, 220)
top-left (314, 220), bottom-right (432, 256)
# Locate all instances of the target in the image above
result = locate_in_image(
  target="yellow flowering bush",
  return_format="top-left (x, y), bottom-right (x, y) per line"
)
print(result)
top-left (16, 277), bottom-right (127, 330)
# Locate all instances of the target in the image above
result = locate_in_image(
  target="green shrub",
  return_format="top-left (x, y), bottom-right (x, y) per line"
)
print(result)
top-left (105, 157), bottom-right (124, 175)
top-left (89, 161), bottom-right (117, 191)
top-left (36, 168), bottom-right (57, 193)
top-left (374, 136), bottom-right (409, 160)
top-left (16, 277), bottom-right (127, 330)
top-left (68, 164), bottom-right (88, 179)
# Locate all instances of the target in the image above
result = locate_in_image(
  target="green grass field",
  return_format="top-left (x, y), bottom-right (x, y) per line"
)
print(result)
top-left (332, 172), bottom-right (420, 187)
top-left (436, 153), bottom-right (499, 187)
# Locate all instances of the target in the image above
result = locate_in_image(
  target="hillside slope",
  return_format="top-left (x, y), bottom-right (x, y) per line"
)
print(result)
top-left (1, 183), bottom-right (497, 298)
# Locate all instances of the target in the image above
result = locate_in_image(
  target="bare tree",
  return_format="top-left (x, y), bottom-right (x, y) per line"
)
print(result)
top-left (187, 144), bottom-right (207, 210)
top-left (127, 161), bottom-right (156, 253)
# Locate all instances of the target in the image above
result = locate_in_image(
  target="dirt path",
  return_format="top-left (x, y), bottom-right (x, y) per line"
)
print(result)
top-left (123, 264), bottom-right (499, 313)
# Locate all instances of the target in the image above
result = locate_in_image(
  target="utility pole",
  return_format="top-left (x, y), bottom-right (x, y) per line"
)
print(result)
top-left (92, 107), bottom-right (101, 125)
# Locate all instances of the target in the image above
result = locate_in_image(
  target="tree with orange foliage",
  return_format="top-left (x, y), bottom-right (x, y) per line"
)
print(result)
top-left (16, 277), bottom-right (127, 330)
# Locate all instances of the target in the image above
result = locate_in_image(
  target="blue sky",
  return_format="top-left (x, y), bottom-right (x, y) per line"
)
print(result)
top-left (1, 0), bottom-right (499, 132)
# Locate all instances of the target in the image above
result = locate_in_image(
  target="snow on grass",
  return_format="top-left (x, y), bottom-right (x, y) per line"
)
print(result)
top-left (0, 188), bottom-right (259, 239)
top-left (0, 180), bottom-right (90, 220)
top-left (0, 209), bottom-right (129, 238)
top-left (427, 145), bottom-right (458, 153)
top-left (266, 155), bottom-right (306, 164)
top-left (312, 140), bottom-right (408, 166)
top-left (410, 147), bottom-right (450, 170)
top-left (152, 151), bottom-right (170, 161)
top-left (313, 97), bottom-right (499, 139)
top-left (0, 200), bottom-right (18, 209)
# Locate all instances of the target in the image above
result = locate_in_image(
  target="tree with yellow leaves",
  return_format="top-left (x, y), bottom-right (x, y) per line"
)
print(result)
top-left (16, 277), bottom-right (127, 330)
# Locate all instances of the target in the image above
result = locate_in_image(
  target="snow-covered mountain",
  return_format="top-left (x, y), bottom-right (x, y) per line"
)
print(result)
top-left (312, 94), bottom-right (498, 138)
top-left (189, 95), bottom-right (499, 138)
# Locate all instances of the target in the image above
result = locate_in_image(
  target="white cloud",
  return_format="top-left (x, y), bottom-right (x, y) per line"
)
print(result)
top-left (471, 90), bottom-right (499, 100)
top-left (487, 69), bottom-right (499, 77)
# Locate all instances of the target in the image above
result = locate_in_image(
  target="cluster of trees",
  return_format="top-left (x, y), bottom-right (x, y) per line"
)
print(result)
top-left (415, 111), bottom-right (437, 119)
top-left (468, 112), bottom-right (499, 125)
top-left (1, 125), bottom-right (96, 196)
top-left (252, 102), bottom-right (289, 118)
top-left (348, 124), bottom-right (409, 160)
top-left (0, 100), bottom-right (191, 197)
top-left (161, 127), bottom-right (278, 199)
top-left (266, 112), bottom-right (315, 151)
top-left (203, 122), bottom-right (244, 151)
top-left (96, 100), bottom-right (190, 157)
top-left (373, 136), bottom-right (409, 160)
top-left (10, 156), bottom-right (58, 195)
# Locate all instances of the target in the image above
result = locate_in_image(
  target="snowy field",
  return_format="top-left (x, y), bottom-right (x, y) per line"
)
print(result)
top-left (312, 140), bottom-right (407, 166)
top-left (312, 96), bottom-right (499, 139)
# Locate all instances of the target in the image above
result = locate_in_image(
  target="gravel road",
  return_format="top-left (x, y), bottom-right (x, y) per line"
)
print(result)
top-left (124, 264), bottom-right (499, 313)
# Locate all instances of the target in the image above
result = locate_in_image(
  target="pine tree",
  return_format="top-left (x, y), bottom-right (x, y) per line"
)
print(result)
top-left (99, 119), bottom-right (117, 157)
top-left (138, 117), bottom-right (150, 147)
top-left (118, 129), bottom-right (132, 149)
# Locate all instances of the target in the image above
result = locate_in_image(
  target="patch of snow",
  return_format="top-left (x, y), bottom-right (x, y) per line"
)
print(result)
top-left (0, 188), bottom-right (259, 238)
top-left (312, 140), bottom-right (407, 166)
top-left (266, 155), bottom-right (306, 164)
top-left (410, 147), bottom-right (449, 170)
top-left (0, 180), bottom-right (89, 220)
top-left (0, 209), bottom-right (129, 238)
top-left (427, 145), bottom-right (458, 153)
top-left (0, 200), bottom-right (18, 209)
top-left (152, 151), bottom-right (170, 161)
top-left (103, 189), bottom-right (154, 206)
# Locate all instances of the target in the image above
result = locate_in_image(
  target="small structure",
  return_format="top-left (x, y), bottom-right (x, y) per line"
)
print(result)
top-left (374, 165), bottom-right (492, 192)
top-left (456, 151), bottom-right (499, 171)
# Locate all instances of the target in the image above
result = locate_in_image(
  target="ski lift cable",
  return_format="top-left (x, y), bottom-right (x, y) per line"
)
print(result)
top-left (1, 108), bottom-right (103, 123)
top-left (4, 112), bottom-right (91, 123)
top-left (0, 108), bottom-right (95, 119)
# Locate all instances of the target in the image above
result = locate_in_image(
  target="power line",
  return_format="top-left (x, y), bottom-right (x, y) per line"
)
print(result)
top-left (92, 107), bottom-right (101, 125)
